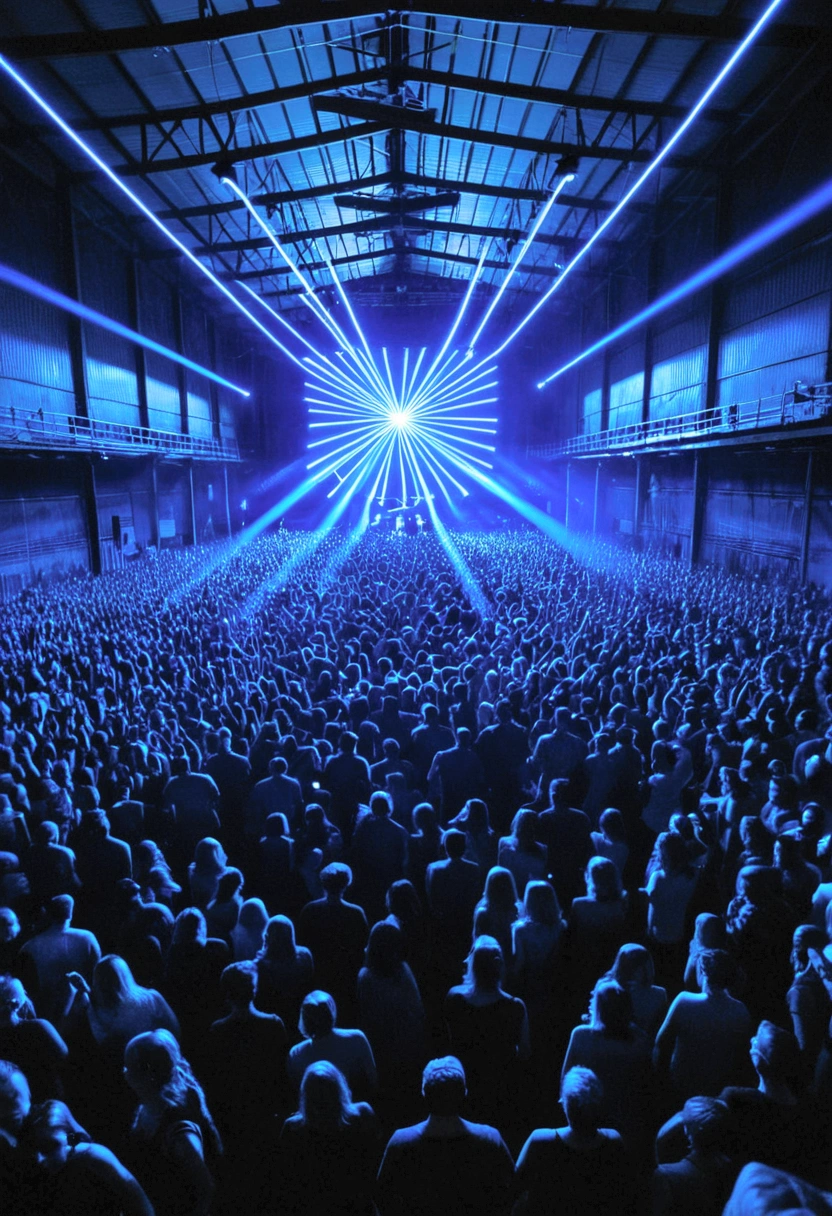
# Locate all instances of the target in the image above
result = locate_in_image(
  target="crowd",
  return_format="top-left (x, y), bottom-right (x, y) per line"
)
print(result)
top-left (0, 525), bottom-right (831, 1214)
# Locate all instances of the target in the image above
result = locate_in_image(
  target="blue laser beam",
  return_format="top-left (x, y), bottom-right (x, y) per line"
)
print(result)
top-left (538, 175), bottom-right (832, 386)
top-left (0, 260), bottom-right (250, 396)
top-left (467, 173), bottom-right (574, 353)
top-left (0, 55), bottom-right (312, 367)
top-left (466, 0), bottom-right (789, 365)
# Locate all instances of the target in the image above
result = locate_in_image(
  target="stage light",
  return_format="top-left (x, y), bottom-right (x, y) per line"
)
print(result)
top-left (0, 260), bottom-right (250, 397)
top-left (470, 0), bottom-right (789, 364)
top-left (537, 175), bottom-right (832, 387)
top-left (467, 175), bottom-right (572, 355)
top-left (0, 54), bottom-right (309, 367)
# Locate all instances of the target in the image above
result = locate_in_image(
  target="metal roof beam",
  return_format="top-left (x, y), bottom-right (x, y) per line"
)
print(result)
top-left (196, 213), bottom-right (599, 255)
top-left (115, 120), bottom-right (387, 176)
top-left (0, 3), bottom-right (816, 59)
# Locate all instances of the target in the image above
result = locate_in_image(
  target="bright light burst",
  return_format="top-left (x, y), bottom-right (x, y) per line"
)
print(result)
top-left (304, 344), bottom-right (499, 508)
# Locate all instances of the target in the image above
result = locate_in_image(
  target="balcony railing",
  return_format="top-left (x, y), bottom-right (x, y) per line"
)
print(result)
top-left (527, 383), bottom-right (832, 460)
top-left (0, 403), bottom-right (240, 461)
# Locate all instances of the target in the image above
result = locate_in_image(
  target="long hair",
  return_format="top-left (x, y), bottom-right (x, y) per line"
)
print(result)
top-left (125, 1029), bottom-right (222, 1155)
top-left (478, 866), bottom-right (519, 918)
top-left (606, 943), bottom-right (655, 989)
top-left (298, 1061), bottom-right (359, 1131)
top-left (364, 921), bottom-right (404, 980)
top-left (589, 980), bottom-right (634, 1040)
top-left (585, 856), bottom-right (624, 903)
top-left (171, 908), bottom-right (207, 947)
top-left (463, 935), bottom-right (504, 994)
top-left (521, 880), bottom-right (562, 928)
top-left (91, 955), bottom-right (148, 1011)
top-left (258, 915), bottom-right (299, 963)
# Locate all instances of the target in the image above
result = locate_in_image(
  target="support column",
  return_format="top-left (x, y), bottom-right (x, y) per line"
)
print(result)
top-left (149, 459), bottom-right (161, 548)
top-left (58, 180), bottom-right (90, 425)
top-left (634, 457), bottom-right (644, 539)
top-left (83, 458), bottom-right (102, 575)
top-left (187, 461), bottom-right (197, 546)
top-left (223, 464), bottom-right (232, 538)
top-left (592, 462), bottom-right (601, 535)
top-left (800, 449), bottom-right (815, 585)
top-left (172, 289), bottom-right (189, 437)
top-left (690, 452), bottom-right (708, 567)
top-left (564, 462), bottom-right (571, 531)
top-left (128, 257), bottom-right (150, 432)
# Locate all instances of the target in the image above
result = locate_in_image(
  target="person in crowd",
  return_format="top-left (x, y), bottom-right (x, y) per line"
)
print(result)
top-left (230, 896), bottom-right (268, 961)
top-left (0, 1060), bottom-right (39, 1215)
top-left (565, 855), bottom-right (628, 997)
top-left (24, 1098), bottom-right (153, 1216)
top-left (377, 1055), bottom-right (513, 1216)
top-left (427, 727), bottom-right (487, 824)
top-left (0, 975), bottom-right (67, 1102)
top-left (124, 1028), bottom-right (221, 1216)
top-left (205, 866), bottom-right (244, 942)
top-left (287, 990), bottom-right (377, 1102)
top-left (497, 809), bottom-right (548, 895)
top-left (246, 756), bottom-right (304, 843)
top-left (514, 1066), bottom-right (632, 1215)
top-left (561, 980), bottom-right (652, 1151)
top-left (644, 831), bottom-right (699, 987)
top-left (447, 798), bottom-right (498, 878)
top-left (278, 1061), bottom-right (380, 1215)
top-left (652, 1096), bottom-right (734, 1216)
top-left (19, 894), bottom-right (100, 1023)
top-left (474, 866), bottom-right (521, 968)
top-left (163, 909), bottom-right (229, 1049)
top-left (297, 863), bottom-right (367, 1020)
top-left (654, 948), bottom-right (752, 1105)
top-left (444, 936), bottom-right (529, 1129)
top-left (603, 942), bottom-right (668, 1039)
top-left (357, 921), bottom-right (425, 1108)
top-left (254, 913), bottom-right (314, 1030)
top-left (351, 791), bottom-right (408, 922)
top-left (590, 807), bottom-right (629, 881)
top-left (536, 779), bottom-right (593, 911)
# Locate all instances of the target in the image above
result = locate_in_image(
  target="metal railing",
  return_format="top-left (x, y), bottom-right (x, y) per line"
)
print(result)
top-left (528, 382), bottom-right (832, 459)
top-left (0, 403), bottom-right (240, 461)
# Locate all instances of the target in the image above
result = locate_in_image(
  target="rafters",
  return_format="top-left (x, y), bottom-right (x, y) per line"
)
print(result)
top-left (0, 2), bottom-right (816, 60)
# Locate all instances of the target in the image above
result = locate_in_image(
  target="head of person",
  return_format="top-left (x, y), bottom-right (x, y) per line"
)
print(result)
top-left (599, 807), bottom-right (625, 843)
top-left (740, 816), bottom-right (770, 858)
top-left (681, 1096), bottom-right (729, 1155)
top-left (413, 803), bottom-right (439, 838)
top-left (0, 1061), bottom-right (30, 1140)
top-left (464, 935), bottom-right (504, 994)
top-left (260, 914), bottom-right (298, 962)
top-left (548, 778), bottom-right (570, 809)
top-left (25, 1100), bottom-right (90, 1173)
top-left (657, 830), bottom-right (692, 876)
top-left (696, 948), bottom-right (737, 994)
top-left (386, 879), bottom-right (421, 922)
top-left (171, 907), bottom-right (207, 947)
top-left (268, 756), bottom-right (288, 778)
top-left (340, 731), bottom-right (358, 756)
top-left (455, 727), bottom-right (472, 750)
top-left (522, 880), bottom-right (561, 927)
top-left (0, 908), bottom-right (20, 944)
top-left (365, 921), bottom-right (404, 979)
top-left (750, 1021), bottom-right (801, 1091)
top-left (462, 799), bottom-right (490, 834)
top-left (442, 829), bottom-right (467, 861)
top-left (496, 699), bottom-right (512, 725)
top-left (91, 955), bottom-right (141, 1009)
top-left (482, 866), bottom-right (519, 915)
top-left (299, 991), bottom-right (337, 1041)
top-left (319, 862), bottom-right (352, 900)
top-left (585, 855), bottom-right (623, 903)
top-left (212, 868), bottom-right (244, 904)
top-left (0, 977), bottom-right (27, 1026)
top-left (791, 923), bottom-right (827, 975)
top-left (123, 1029), bottom-right (203, 1115)
top-left (692, 912), bottom-right (726, 952)
top-left (217, 728), bottom-right (232, 754)
top-left (589, 980), bottom-right (634, 1039)
top-left (298, 1061), bottom-right (356, 1130)
top-left (220, 961), bottom-right (258, 1011)
top-left (608, 943), bottom-right (655, 990)
top-left (370, 791), bottom-right (392, 819)
top-left (421, 1056), bottom-right (466, 1117)
top-left (774, 834), bottom-right (802, 872)
top-left (560, 1066), bottom-right (603, 1137)
top-left (511, 809), bottom-right (539, 851)
top-left (192, 837), bottom-right (227, 874)
top-left (554, 707), bottom-right (572, 733)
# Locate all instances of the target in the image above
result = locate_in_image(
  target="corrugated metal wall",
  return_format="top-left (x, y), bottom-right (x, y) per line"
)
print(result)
top-left (76, 216), bottom-right (140, 426)
top-left (608, 341), bottom-right (644, 430)
top-left (649, 310), bottom-right (709, 423)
